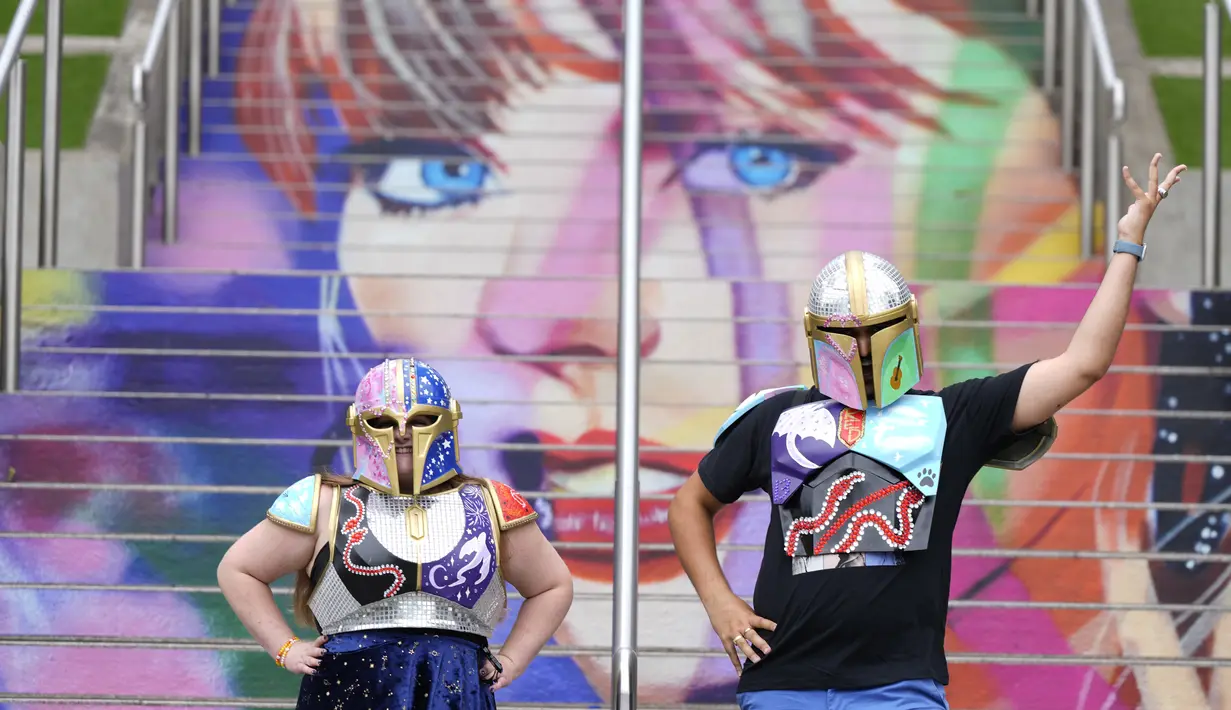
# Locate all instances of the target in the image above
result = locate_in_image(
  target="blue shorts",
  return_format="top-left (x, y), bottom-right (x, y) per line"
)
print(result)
top-left (737, 679), bottom-right (949, 710)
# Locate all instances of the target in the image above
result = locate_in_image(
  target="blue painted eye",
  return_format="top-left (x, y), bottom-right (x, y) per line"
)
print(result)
top-left (365, 154), bottom-right (498, 213)
top-left (728, 145), bottom-right (797, 189)
top-left (421, 159), bottom-right (489, 193)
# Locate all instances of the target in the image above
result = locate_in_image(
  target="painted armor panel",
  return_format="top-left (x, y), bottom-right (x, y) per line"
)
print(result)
top-left (770, 395), bottom-right (946, 564)
top-left (770, 394), bottom-right (946, 503)
top-left (308, 483), bottom-right (508, 637)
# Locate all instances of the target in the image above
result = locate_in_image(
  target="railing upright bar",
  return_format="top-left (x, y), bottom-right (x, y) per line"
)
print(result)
top-left (612, 0), bottom-right (647, 703)
top-left (163, 2), bottom-right (182, 245)
top-left (131, 0), bottom-right (194, 263)
top-left (0, 0), bottom-right (42, 393)
top-left (1079, 26), bottom-right (1096, 258)
top-left (1203, 2), bottom-right (1223, 288)
top-left (2, 60), bottom-right (26, 393)
top-left (207, 0), bottom-right (221, 77)
top-left (1060, 0), bottom-right (1077, 171)
top-left (1042, 0), bottom-right (1058, 92)
top-left (39, 0), bottom-right (62, 267)
top-left (188, 0), bottom-right (203, 155)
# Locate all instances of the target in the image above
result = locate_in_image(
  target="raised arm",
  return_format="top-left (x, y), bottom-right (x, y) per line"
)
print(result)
top-left (1012, 154), bottom-right (1186, 432)
top-left (489, 521), bottom-right (574, 690)
top-left (217, 484), bottom-right (332, 675)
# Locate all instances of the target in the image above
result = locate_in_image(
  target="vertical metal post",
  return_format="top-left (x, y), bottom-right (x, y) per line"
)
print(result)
top-left (1203, 1), bottom-right (1223, 287)
top-left (611, 0), bottom-right (645, 705)
top-left (130, 114), bottom-right (148, 267)
top-left (1042, 0), bottom-right (1058, 92)
top-left (39, 0), bottom-right (62, 267)
top-left (1105, 127), bottom-right (1123, 261)
top-left (3, 60), bottom-right (26, 393)
top-left (163, 2), bottom-right (182, 245)
top-left (1079, 27), bottom-right (1096, 259)
top-left (188, 0), bottom-right (203, 155)
top-left (207, 0), bottom-right (221, 76)
top-left (1061, 0), bottom-right (1078, 170)
top-left (1026, 0), bottom-right (1040, 16)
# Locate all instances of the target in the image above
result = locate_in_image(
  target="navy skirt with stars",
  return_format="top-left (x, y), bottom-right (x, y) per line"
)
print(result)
top-left (296, 629), bottom-right (498, 710)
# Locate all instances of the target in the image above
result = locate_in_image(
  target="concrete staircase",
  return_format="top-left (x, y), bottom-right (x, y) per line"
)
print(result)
top-left (3, 1), bottom-right (1230, 709)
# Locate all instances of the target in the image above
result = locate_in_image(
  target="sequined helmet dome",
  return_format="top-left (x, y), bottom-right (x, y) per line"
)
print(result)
top-left (803, 251), bottom-right (922, 410)
top-left (345, 358), bottom-right (464, 495)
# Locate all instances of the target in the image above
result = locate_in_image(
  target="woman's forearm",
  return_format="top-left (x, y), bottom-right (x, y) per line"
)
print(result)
top-left (497, 583), bottom-right (572, 666)
top-left (218, 564), bottom-right (300, 658)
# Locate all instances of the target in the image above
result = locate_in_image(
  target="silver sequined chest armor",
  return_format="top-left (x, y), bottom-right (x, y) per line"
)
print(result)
top-left (308, 483), bottom-right (507, 637)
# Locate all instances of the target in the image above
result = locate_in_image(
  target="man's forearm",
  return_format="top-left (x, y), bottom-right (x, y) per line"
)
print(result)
top-left (1065, 252), bottom-right (1140, 377)
top-left (667, 497), bottom-right (734, 610)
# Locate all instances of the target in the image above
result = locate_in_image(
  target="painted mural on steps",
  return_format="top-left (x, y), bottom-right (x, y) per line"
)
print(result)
top-left (1, 0), bottom-right (1229, 707)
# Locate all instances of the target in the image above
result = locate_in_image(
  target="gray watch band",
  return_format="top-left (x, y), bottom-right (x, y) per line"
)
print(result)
top-left (1112, 239), bottom-right (1146, 261)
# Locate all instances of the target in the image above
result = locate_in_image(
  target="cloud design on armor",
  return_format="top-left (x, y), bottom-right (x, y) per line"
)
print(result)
top-left (774, 403), bottom-right (838, 470)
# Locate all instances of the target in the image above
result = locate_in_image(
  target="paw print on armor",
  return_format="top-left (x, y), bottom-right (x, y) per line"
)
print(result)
top-left (918, 468), bottom-right (936, 489)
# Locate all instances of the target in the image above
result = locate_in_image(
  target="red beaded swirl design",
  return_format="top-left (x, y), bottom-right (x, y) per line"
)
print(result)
top-left (783, 472), bottom-right (864, 556)
top-left (831, 486), bottom-right (925, 553)
top-left (784, 471), bottom-right (925, 556)
top-left (341, 488), bottom-right (405, 597)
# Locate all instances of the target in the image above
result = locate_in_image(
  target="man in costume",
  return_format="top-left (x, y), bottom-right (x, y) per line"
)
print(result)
top-left (218, 358), bottom-right (573, 709)
top-left (668, 155), bottom-right (1185, 708)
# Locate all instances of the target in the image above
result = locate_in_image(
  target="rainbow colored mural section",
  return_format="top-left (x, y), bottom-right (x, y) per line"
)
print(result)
top-left (2, 0), bottom-right (1230, 708)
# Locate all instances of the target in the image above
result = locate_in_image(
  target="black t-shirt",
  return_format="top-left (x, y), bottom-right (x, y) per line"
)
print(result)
top-left (697, 364), bottom-right (1032, 693)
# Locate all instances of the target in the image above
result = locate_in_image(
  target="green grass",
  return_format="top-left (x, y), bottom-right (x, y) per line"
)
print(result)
top-left (1130, 0), bottom-right (1231, 57)
top-left (0, 0), bottom-right (129, 37)
top-left (1152, 75), bottom-right (1231, 168)
top-left (0, 53), bottom-right (112, 149)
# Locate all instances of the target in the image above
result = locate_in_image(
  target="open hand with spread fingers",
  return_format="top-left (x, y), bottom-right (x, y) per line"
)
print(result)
top-left (705, 592), bottom-right (777, 676)
top-left (1118, 153), bottom-right (1186, 244)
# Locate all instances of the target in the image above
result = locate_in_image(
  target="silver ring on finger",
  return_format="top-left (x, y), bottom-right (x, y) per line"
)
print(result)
top-left (732, 634), bottom-right (746, 645)
top-left (1158, 186), bottom-right (1169, 200)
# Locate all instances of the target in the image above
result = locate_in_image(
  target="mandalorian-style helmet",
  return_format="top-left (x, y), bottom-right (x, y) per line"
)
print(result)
top-left (804, 251), bottom-right (922, 410)
top-left (346, 358), bottom-right (463, 495)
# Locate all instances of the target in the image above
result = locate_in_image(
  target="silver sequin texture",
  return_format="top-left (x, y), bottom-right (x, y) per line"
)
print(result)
top-left (366, 493), bottom-right (465, 564)
top-left (308, 486), bottom-right (508, 638)
top-left (312, 581), bottom-right (507, 638)
top-left (807, 252), bottom-right (912, 319)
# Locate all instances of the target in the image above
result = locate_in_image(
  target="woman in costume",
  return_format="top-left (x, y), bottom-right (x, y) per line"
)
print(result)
top-left (217, 358), bottom-right (573, 708)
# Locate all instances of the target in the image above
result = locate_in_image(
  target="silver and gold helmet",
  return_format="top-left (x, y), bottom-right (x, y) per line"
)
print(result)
top-left (804, 251), bottom-right (922, 410)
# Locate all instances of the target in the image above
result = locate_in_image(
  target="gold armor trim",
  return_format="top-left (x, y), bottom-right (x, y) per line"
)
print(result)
top-left (844, 251), bottom-right (869, 315)
top-left (986, 417), bottom-right (1059, 471)
top-left (265, 473), bottom-right (322, 535)
top-left (324, 481), bottom-right (344, 570)
top-left (478, 483), bottom-right (504, 570)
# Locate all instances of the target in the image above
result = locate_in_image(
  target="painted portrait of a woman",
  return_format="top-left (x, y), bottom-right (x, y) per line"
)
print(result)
top-left (16, 0), bottom-right (1222, 707)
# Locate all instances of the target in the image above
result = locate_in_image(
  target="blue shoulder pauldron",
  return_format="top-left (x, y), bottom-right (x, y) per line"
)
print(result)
top-left (267, 474), bottom-right (323, 534)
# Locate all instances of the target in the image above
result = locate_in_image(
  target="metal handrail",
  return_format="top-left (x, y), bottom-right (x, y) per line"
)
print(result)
top-left (129, 0), bottom-right (205, 268)
top-left (0, 0), bottom-right (66, 394)
top-left (1049, 0), bottom-right (1125, 261)
top-left (1204, 1), bottom-right (1227, 288)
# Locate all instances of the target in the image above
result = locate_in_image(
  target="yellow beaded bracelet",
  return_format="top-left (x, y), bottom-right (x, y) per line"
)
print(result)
top-left (274, 636), bottom-right (300, 668)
